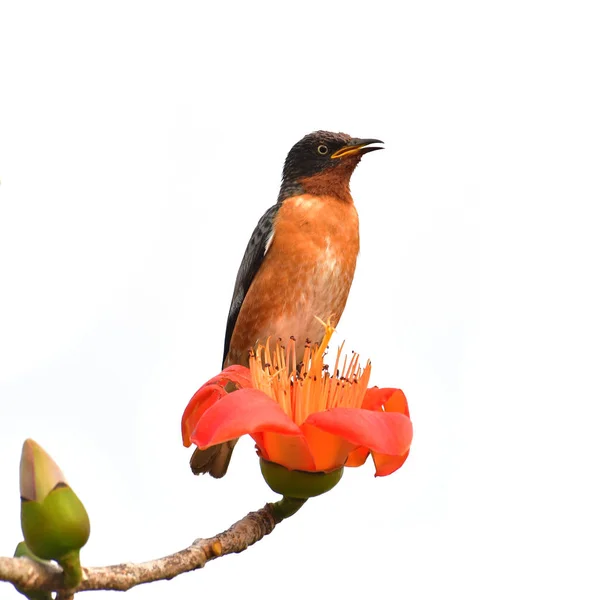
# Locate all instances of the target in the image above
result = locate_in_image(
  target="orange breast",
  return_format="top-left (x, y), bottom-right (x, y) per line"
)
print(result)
top-left (225, 194), bottom-right (360, 367)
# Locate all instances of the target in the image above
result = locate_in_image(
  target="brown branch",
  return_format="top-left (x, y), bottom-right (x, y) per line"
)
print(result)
top-left (1, 498), bottom-right (303, 595)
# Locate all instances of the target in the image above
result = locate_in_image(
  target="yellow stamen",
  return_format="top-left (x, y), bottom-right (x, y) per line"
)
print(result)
top-left (249, 320), bottom-right (371, 425)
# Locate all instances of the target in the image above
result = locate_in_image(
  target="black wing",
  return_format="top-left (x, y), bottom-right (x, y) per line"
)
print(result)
top-left (222, 203), bottom-right (280, 366)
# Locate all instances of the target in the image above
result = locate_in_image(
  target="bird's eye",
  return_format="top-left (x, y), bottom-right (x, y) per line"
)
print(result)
top-left (317, 144), bottom-right (329, 155)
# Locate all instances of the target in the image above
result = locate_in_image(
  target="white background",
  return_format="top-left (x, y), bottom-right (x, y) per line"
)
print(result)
top-left (1, 1), bottom-right (599, 598)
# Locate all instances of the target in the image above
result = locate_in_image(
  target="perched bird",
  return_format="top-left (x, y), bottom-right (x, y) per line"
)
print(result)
top-left (191, 130), bottom-right (383, 478)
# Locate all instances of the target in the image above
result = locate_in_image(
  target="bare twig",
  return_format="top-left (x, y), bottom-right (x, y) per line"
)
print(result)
top-left (1, 498), bottom-right (302, 595)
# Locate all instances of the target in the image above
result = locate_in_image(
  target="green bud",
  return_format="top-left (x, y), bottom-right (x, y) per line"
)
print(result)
top-left (13, 542), bottom-right (53, 600)
top-left (260, 458), bottom-right (344, 499)
top-left (21, 484), bottom-right (90, 560)
top-left (19, 439), bottom-right (89, 587)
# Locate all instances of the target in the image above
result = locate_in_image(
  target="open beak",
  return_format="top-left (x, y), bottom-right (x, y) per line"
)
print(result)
top-left (330, 138), bottom-right (384, 159)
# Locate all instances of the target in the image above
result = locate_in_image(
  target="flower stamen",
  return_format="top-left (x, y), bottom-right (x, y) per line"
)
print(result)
top-left (249, 320), bottom-right (371, 425)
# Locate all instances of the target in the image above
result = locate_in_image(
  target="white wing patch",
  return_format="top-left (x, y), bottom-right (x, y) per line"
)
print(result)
top-left (264, 231), bottom-right (274, 255)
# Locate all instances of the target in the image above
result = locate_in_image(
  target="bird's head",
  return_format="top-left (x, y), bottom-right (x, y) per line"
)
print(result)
top-left (279, 131), bottom-right (383, 202)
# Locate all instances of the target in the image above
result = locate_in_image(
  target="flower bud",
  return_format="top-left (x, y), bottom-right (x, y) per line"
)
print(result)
top-left (19, 440), bottom-right (89, 586)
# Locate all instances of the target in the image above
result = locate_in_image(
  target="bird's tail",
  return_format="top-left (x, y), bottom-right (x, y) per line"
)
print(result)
top-left (189, 439), bottom-right (238, 479)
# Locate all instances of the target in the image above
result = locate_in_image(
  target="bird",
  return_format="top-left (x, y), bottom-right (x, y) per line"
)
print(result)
top-left (190, 130), bottom-right (384, 478)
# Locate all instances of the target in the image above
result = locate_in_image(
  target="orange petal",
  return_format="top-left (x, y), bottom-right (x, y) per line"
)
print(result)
top-left (345, 446), bottom-right (370, 468)
top-left (182, 384), bottom-right (227, 447)
top-left (205, 364), bottom-right (253, 389)
top-left (372, 449), bottom-right (410, 477)
top-left (300, 424), bottom-right (356, 472)
top-left (383, 389), bottom-right (410, 417)
top-left (306, 408), bottom-right (413, 457)
top-left (181, 365), bottom-right (253, 446)
top-left (362, 387), bottom-right (405, 412)
top-left (190, 388), bottom-right (302, 449)
top-left (260, 431), bottom-right (317, 471)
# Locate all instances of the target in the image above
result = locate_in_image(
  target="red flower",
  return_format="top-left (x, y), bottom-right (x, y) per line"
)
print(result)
top-left (182, 323), bottom-right (412, 477)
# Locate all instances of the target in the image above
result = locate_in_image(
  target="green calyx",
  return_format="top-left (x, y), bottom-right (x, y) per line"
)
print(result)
top-left (260, 458), bottom-right (344, 499)
top-left (21, 483), bottom-right (90, 569)
top-left (14, 540), bottom-right (51, 564)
